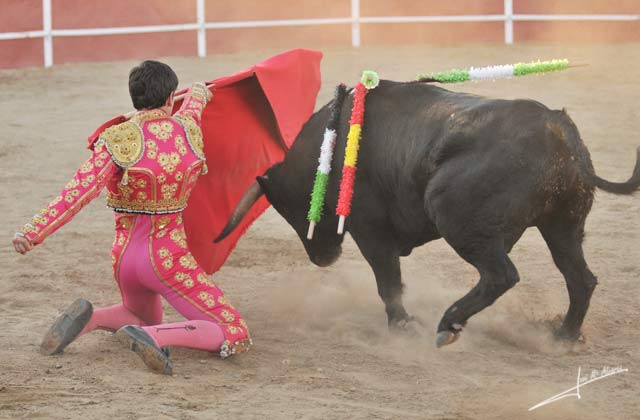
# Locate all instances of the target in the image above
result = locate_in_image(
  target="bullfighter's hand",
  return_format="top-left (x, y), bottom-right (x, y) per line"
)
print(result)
top-left (12, 234), bottom-right (34, 255)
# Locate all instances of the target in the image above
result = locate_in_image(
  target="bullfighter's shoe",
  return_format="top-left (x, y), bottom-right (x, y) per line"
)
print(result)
top-left (116, 325), bottom-right (173, 375)
top-left (40, 298), bottom-right (93, 355)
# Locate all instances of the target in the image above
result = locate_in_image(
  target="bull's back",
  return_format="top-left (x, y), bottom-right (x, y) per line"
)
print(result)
top-left (357, 81), bottom-right (590, 237)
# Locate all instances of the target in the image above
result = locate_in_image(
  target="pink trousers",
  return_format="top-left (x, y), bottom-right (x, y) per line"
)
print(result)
top-left (82, 214), bottom-right (249, 355)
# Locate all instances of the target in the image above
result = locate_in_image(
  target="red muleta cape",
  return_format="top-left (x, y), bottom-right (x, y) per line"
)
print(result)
top-left (88, 49), bottom-right (322, 274)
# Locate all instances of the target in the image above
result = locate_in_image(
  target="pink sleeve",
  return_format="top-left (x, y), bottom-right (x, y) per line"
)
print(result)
top-left (174, 82), bottom-right (210, 125)
top-left (21, 140), bottom-right (118, 245)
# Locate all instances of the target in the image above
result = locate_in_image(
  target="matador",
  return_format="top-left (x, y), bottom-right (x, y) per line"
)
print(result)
top-left (12, 61), bottom-right (250, 375)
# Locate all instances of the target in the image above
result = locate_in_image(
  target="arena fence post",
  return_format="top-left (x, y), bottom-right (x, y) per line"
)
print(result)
top-left (351, 0), bottom-right (361, 47)
top-left (504, 0), bottom-right (513, 44)
top-left (197, 0), bottom-right (206, 57)
top-left (42, 0), bottom-right (53, 67)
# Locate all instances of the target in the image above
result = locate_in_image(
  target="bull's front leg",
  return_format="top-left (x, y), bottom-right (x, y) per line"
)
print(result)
top-left (351, 230), bottom-right (413, 329)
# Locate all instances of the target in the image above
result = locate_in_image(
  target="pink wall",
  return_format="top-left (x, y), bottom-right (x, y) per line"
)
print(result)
top-left (1, 0), bottom-right (639, 69)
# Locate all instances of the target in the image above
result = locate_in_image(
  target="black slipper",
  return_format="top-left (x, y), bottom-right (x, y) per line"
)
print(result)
top-left (40, 298), bottom-right (93, 355)
top-left (115, 325), bottom-right (173, 375)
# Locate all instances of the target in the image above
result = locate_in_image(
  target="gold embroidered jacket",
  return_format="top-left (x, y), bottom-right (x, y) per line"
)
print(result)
top-left (22, 83), bottom-right (210, 245)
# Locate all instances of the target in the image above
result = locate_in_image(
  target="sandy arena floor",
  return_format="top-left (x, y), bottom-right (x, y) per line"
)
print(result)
top-left (1, 44), bottom-right (639, 419)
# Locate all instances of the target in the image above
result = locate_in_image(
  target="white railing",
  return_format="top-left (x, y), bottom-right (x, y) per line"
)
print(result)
top-left (1, 0), bottom-right (639, 67)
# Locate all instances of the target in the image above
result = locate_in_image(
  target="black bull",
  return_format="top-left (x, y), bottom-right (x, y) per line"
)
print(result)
top-left (216, 80), bottom-right (640, 347)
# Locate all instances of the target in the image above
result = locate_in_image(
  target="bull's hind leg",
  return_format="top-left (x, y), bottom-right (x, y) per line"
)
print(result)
top-left (538, 221), bottom-right (597, 341)
top-left (436, 238), bottom-right (520, 347)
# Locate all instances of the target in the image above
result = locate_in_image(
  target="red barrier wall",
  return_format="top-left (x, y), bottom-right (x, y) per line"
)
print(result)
top-left (1, 0), bottom-right (639, 69)
top-left (514, 0), bottom-right (640, 42)
top-left (1, 0), bottom-right (44, 67)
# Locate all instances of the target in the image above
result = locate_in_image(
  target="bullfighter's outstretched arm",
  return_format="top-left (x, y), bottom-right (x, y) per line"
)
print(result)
top-left (20, 140), bottom-right (118, 245)
top-left (174, 82), bottom-right (211, 125)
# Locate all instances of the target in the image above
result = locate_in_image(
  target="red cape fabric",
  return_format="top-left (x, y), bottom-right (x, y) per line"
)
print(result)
top-left (88, 49), bottom-right (322, 273)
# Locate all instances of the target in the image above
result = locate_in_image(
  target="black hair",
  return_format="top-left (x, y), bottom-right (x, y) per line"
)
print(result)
top-left (128, 60), bottom-right (179, 110)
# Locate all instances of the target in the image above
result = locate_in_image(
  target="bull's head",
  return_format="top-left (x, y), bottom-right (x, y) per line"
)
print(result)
top-left (214, 161), bottom-right (345, 267)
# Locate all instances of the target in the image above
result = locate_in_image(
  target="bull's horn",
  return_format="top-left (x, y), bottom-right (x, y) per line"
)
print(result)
top-left (214, 181), bottom-right (264, 243)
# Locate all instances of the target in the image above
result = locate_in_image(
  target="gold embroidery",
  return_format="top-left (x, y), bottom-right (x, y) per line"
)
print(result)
top-left (156, 216), bottom-right (171, 230)
top-left (174, 272), bottom-right (194, 288)
top-left (130, 109), bottom-right (168, 124)
top-left (198, 291), bottom-right (216, 308)
top-left (100, 121), bottom-right (144, 168)
top-left (158, 247), bottom-right (170, 258)
top-left (107, 195), bottom-right (188, 214)
top-left (22, 223), bottom-right (38, 234)
top-left (197, 273), bottom-right (211, 285)
top-left (120, 217), bottom-right (133, 229)
top-left (220, 310), bottom-right (235, 322)
top-left (147, 143), bottom-right (158, 159)
top-left (157, 152), bottom-right (181, 173)
top-left (158, 173), bottom-right (166, 183)
top-left (117, 184), bottom-right (133, 200)
top-left (66, 179), bottom-right (80, 189)
top-left (161, 183), bottom-right (178, 199)
top-left (175, 136), bottom-right (188, 156)
top-left (79, 162), bottom-right (94, 174)
top-left (148, 121), bottom-right (174, 141)
top-left (33, 215), bottom-right (48, 225)
top-left (174, 116), bottom-right (205, 161)
top-left (156, 229), bottom-right (167, 238)
top-left (162, 258), bottom-right (173, 269)
top-left (189, 83), bottom-right (209, 103)
top-left (170, 228), bottom-right (187, 249)
top-left (179, 254), bottom-right (198, 270)
top-left (48, 209), bottom-right (58, 217)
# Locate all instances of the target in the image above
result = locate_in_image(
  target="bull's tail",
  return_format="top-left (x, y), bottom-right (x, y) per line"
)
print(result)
top-left (555, 110), bottom-right (640, 195)
top-left (588, 149), bottom-right (640, 194)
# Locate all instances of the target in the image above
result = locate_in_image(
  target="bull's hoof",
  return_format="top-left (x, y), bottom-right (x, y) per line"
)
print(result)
top-left (390, 315), bottom-right (426, 335)
top-left (553, 327), bottom-right (585, 343)
top-left (436, 330), bottom-right (460, 348)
